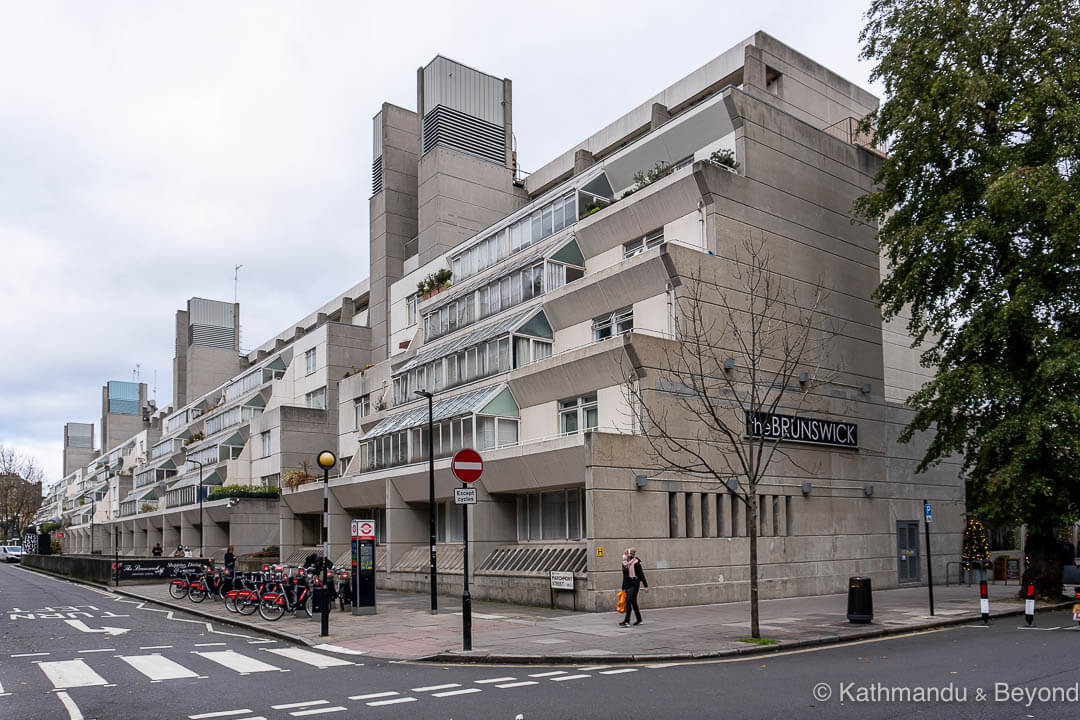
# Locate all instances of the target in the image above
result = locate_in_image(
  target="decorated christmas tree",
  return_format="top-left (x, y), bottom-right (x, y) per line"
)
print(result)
top-left (961, 516), bottom-right (990, 569)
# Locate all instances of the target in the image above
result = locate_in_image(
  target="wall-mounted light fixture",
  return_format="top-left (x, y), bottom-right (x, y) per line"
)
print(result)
top-left (725, 477), bottom-right (740, 492)
top-left (801, 482), bottom-right (813, 496)
top-left (798, 372), bottom-right (809, 385)
top-left (724, 358), bottom-right (736, 372)
top-left (863, 485), bottom-right (874, 497)
top-left (860, 383), bottom-right (872, 394)
top-left (634, 475), bottom-right (649, 489)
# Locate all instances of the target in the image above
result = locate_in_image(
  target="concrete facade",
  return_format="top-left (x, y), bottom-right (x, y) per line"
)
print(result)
top-left (50, 33), bottom-right (966, 613)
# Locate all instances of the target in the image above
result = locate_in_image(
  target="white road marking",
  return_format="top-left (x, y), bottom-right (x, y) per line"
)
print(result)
top-left (366, 697), bottom-right (416, 706)
top-left (272, 701), bottom-right (329, 710)
top-left (56, 690), bottom-right (84, 720)
top-left (140, 645), bottom-right (173, 650)
top-left (263, 647), bottom-right (354, 668)
top-left (312, 644), bottom-right (366, 655)
top-left (528, 671), bottom-right (566, 677)
top-left (412, 683), bottom-right (460, 692)
top-left (194, 650), bottom-right (282, 674)
top-left (64, 619), bottom-right (129, 636)
top-left (189, 711), bottom-right (253, 719)
top-left (495, 681), bottom-right (538, 688)
top-left (247, 639), bottom-right (276, 645)
top-left (78, 648), bottom-right (116, 654)
top-left (349, 692), bottom-right (398, 700)
top-left (599, 668), bottom-right (638, 675)
top-left (38, 660), bottom-right (108, 689)
top-left (1017, 626), bottom-right (1062, 631)
top-left (551, 674), bottom-right (590, 682)
top-left (11, 652), bottom-right (49, 657)
top-left (577, 665), bottom-right (610, 671)
top-left (118, 654), bottom-right (199, 681)
top-left (289, 708), bottom-right (346, 717)
top-left (474, 677), bottom-right (517, 684)
top-left (194, 642), bottom-right (227, 647)
top-left (432, 688), bottom-right (482, 697)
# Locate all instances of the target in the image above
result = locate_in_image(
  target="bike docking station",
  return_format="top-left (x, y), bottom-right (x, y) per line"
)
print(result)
top-left (351, 519), bottom-right (376, 615)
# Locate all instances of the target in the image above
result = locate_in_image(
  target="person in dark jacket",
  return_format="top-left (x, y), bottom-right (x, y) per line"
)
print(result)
top-left (152, 543), bottom-right (163, 557)
top-left (619, 547), bottom-right (648, 627)
top-left (224, 546), bottom-right (236, 570)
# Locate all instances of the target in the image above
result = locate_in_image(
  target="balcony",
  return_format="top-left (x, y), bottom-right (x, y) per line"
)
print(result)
top-left (150, 437), bottom-right (184, 461)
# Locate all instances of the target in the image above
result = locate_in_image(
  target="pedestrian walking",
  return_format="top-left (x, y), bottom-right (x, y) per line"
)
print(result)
top-left (152, 543), bottom-right (163, 557)
top-left (619, 547), bottom-right (648, 627)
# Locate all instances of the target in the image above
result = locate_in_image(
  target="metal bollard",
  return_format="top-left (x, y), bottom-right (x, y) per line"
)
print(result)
top-left (1024, 583), bottom-right (1036, 626)
top-left (979, 580), bottom-right (989, 624)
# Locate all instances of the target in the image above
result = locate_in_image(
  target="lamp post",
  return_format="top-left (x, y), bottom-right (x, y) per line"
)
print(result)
top-left (414, 389), bottom-right (437, 614)
top-left (316, 450), bottom-right (337, 637)
top-left (186, 458), bottom-right (205, 557)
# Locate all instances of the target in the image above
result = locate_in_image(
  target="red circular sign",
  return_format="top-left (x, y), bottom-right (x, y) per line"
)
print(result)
top-left (452, 448), bottom-right (484, 483)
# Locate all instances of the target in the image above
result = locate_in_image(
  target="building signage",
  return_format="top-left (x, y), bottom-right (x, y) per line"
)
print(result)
top-left (454, 488), bottom-right (477, 505)
top-left (745, 411), bottom-right (858, 449)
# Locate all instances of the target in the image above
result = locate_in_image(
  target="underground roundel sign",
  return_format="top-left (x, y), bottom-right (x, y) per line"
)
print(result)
top-left (452, 448), bottom-right (483, 483)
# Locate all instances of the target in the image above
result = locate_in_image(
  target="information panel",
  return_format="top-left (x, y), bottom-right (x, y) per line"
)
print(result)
top-left (351, 519), bottom-right (376, 615)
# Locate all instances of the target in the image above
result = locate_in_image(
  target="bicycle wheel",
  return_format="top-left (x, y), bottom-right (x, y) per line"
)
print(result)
top-left (298, 592), bottom-right (311, 618)
top-left (224, 595), bottom-right (237, 613)
top-left (189, 586), bottom-right (206, 603)
top-left (237, 595), bottom-right (259, 616)
top-left (259, 597), bottom-right (285, 622)
top-left (168, 582), bottom-right (188, 600)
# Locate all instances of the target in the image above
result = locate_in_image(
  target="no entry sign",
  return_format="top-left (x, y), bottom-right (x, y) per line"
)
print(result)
top-left (452, 448), bottom-right (483, 483)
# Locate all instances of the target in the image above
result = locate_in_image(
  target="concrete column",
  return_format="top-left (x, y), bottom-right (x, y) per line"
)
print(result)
top-left (776, 494), bottom-right (787, 537)
top-left (279, 502), bottom-right (306, 561)
top-left (728, 493), bottom-right (739, 537)
top-left (701, 493), bottom-right (714, 538)
top-left (180, 517), bottom-right (197, 552)
top-left (573, 148), bottom-right (596, 175)
top-left (163, 520), bottom-right (180, 555)
top-left (134, 523), bottom-right (148, 555)
top-left (228, 498), bottom-right (279, 557)
top-left (204, 521), bottom-right (229, 557)
top-left (148, 521), bottom-right (163, 553)
top-left (386, 479), bottom-right (427, 572)
top-left (686, 492), bottom-right (702, 538)
top-left (327, 491), bottom-right (351, 565)
top-left (671, 491), bottom-right (686, 538)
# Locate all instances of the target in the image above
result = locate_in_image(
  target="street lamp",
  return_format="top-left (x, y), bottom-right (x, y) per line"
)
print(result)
top-left (414, 389), bottom-right (437, 614)
top-left (316, 449), bottom-right (337, 637)
top-left (186, 458), bottom-right (205, 557)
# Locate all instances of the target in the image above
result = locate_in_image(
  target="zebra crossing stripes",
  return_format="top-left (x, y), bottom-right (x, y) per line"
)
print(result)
top-left (263, 647), bottom-right (355, 668)
top-left (194, 650), bottom-right (284, 674)
top-left (37, 660), bottom-right (108, 689)
top-left (118, 654), bottom-right (200, 681)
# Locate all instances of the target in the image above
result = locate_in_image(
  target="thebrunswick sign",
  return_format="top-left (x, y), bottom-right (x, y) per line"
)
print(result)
top-left (745, 411), bottom-right (858, 449)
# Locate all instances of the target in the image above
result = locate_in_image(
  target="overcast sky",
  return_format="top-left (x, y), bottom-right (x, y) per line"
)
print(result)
top-left (0, 0), bottom-right (883, 485)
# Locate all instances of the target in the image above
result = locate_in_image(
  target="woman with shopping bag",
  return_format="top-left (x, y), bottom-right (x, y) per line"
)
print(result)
top-left (618, 547), bottom-right (648, 627)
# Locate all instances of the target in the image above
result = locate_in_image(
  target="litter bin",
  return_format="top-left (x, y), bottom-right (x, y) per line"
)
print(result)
top-left (847, 576), bottom-right (873, 623)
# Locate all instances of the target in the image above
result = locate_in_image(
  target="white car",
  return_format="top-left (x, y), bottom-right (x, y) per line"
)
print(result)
top-left (1, 546), bottom-right (24, 563)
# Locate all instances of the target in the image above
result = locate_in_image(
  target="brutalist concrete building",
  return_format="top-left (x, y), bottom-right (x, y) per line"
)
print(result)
top-left (279, 32), bottom-right (964, 610)
top-left (59, 31), bottom-right (963, 610)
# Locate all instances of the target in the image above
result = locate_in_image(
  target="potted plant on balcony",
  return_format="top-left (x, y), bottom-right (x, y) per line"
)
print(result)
top-left (709, 148), bottom-right (739, 172)
top-left (282, 461), bottom-right (316, 491)
top-left (418, 268), bottom-right (453, 300)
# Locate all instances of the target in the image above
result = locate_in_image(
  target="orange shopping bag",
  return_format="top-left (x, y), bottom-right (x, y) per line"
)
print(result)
top-left (616, 590), bottom-right (627, 614)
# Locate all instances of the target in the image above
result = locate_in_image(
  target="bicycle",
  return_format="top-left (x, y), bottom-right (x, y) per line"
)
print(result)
top-left (259, 567), bottom-right (314, 621)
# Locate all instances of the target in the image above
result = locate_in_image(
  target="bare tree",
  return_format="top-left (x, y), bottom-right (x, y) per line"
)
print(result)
top-left (0, 446), bottom-right (46, 538)
top-left (624, 235), bottom-right (838, 638)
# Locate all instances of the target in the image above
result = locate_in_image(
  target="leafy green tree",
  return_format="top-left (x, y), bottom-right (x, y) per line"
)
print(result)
top-left (856, 0), bottom-right (1080, 594)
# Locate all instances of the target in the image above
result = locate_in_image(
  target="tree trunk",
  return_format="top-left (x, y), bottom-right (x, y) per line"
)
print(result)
top-left (749, 492), bottom-right (760, 638)
top-left (1023, 529), bottom-right (1065, 600)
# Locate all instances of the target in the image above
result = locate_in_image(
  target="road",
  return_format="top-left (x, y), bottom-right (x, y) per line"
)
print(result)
top-left (2, 562), bottom-right (1080, 719)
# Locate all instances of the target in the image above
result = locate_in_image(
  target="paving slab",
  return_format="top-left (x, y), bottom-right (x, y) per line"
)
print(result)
top-left (88, 575), bottom-right (1071, 665)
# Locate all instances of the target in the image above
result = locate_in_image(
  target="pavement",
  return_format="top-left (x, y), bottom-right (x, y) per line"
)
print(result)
top-left (92, 573), bottom-right (1071, 663)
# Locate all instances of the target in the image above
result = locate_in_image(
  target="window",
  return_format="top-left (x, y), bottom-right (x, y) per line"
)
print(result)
top-left (261, 473), bottom-right (280, 488)
top-left (560, 395), bottom-right (598, 435)
top-left (437, 501), bottom-right (465, 543)
top-left (516, 489), bottom-right (586, 540)
top-left (305, 348), bottom-right (317, 376)
top-left (260, 431), bottom-right (271, 458)
top-left (623, 228), bottom-right (665, 258)
top-left (355, 394), bottom-right (370, 428)
top-left (305, 387), bottom-right (327, 410)
top-left (593, 307), bottom-right (633, 341)
top-left (406, 294), bottom-right (418, 326)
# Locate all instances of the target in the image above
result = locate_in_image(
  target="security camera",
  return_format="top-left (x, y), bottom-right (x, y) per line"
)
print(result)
top-left (227, 498), bottom-right (241, 509)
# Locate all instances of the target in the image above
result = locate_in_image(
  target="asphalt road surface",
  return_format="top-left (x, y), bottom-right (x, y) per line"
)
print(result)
top-left (3, 562), bottom-right (1080, 719)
